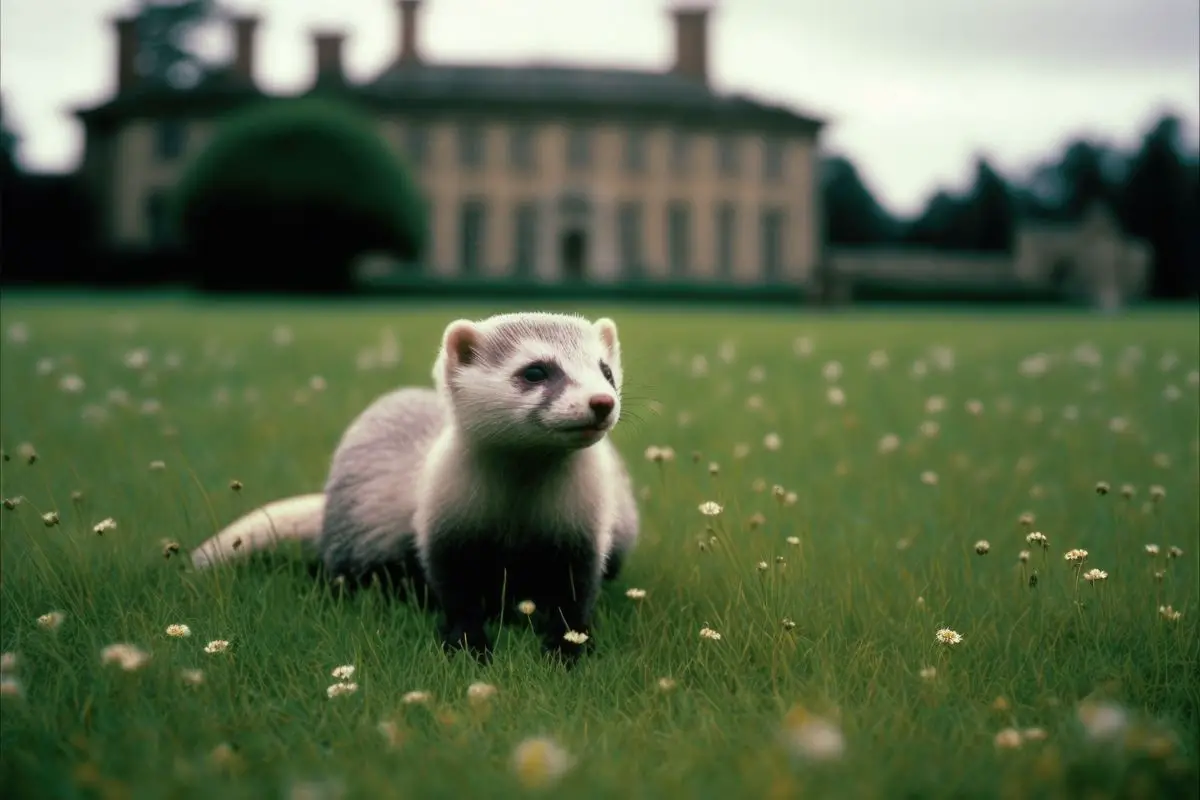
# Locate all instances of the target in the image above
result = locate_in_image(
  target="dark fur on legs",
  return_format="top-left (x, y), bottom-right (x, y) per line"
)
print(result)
top-left (424, 531), bottom-right (601, 665)
top-left (315, 538), bottom-right (437, 611)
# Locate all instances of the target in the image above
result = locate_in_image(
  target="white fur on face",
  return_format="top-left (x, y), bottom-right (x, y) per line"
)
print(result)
top-left (436, 313), bottom-right (623, 451)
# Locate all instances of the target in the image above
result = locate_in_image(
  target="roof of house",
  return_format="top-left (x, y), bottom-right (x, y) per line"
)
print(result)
top-left (363, 61), bottom-right (824, 132)
top-left (75, 60), bottom-right (824, 136)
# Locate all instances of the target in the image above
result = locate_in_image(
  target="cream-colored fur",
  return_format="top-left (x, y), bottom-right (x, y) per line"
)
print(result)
top-left (189, 312), bottom-right (639, 583)
top-left (189, 493), bottom-right (326, 569)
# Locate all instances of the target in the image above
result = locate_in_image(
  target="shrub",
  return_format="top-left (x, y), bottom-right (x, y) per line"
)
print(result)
top-left (172, 96), bottom-right (427, 293)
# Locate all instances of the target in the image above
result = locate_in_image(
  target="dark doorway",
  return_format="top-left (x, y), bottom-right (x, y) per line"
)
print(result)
top-left (1049, 257), bottom-right (1075, 295)
top-left (561, 229), bottom-right (587, 280)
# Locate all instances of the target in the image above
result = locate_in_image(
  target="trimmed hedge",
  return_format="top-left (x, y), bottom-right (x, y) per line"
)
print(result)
top-left (172, 96), bottom-right (427, 293)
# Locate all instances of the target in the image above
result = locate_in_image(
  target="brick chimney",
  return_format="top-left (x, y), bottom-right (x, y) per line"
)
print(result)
top-left (397, 0), bottom-right (423, 64)
top-left (231, 15), bottom-right (261, 84)
top-left (113, 16), bottom-right (140, 93)
top-left (312, 30), bottom-right (347, 87)
top-left (670, 2), bottom-right (712, 84)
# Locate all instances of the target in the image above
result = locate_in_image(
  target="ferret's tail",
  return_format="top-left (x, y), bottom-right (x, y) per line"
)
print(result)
top-left (190, 493), bottom-right (326, 571)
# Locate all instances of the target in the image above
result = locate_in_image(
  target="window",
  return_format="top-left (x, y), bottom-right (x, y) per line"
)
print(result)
top-left (459, 125), bottom-right (485, 169)
top-left (567, 127), bottom-right (591, 170)
top-left (763, 138), bottom-right (785, 182)
top-left (155, 120), bottom-right (187, 161)
top-left (623, 129), bottom-right (646, 174)
top-left (760, 207), bottom-right (785, 279)
top-left (513, 202), bottom-right (538, 276)
top-left (717, 136), bottom-right (740, 178)
top-left (144, 189), bottom-right (172, 246)
top-left (670, 132), bottom-right (691, 176)
top-left (617, 201), bottom-right (643, 274)
top-left (716, 202), bottom-right (736, 277)
top-left (405, 124), bottom-right (428, 166)
top-left (510, 126), bottom-right (536, 172)
top-left (459, 198), bottom-right (487, 274)
top-left (667, 201), bottom-right (690, 276)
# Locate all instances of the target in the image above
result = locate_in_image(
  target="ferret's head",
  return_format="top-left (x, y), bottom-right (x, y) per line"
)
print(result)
top-left (433, 312), bottom-right (624, 452)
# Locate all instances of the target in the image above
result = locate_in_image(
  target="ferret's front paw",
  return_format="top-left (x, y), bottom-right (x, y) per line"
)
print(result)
top-left (542, 628), bottom-right (591, 667)
top-left (440, 623), bottom-right (493, 664)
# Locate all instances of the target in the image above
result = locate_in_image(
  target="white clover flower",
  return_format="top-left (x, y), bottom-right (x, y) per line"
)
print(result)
top-left (327, 682), bottom-right (358, 698)
top-left (511, 736), bottom-right (574, 789)
top-left (204, 639), bottom-right (230, 654)
top-left (935, 628), bottom-right (963, 646)
top-left (165, 624), bottom-right (191, 638)
top-left (467, 681), bottom-right (497, 704)
top-left (100, 643), bottom-right (151, 671)
top-left (877, 434), bottom-right (900, 454)
top-left (563, 630), bottom-right (589, 645)
top-left (698, 501), bottom-right (723, 516)
top-left (1077, 700), bottom-right (1128, 742)
top-left (994, 728), bottom-right (1023, 749)
top-left (92, 518), bottom-right (117, 535)
top-left (699, 627), bottom-right (722, 641)
top-left (624, 588), bottom-right (647, 600)
top-left (780, 706), bottom-right (845, 762)
top-left (331, 665), bottom-right (355, 681)
top-left (180, 669), bottom-right (205, 686)
top-left (37, 611), bottom-right (65, 631)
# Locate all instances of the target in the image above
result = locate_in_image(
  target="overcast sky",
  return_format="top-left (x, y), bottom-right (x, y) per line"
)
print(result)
top-left (1, 0), bottom-right (1197, 215)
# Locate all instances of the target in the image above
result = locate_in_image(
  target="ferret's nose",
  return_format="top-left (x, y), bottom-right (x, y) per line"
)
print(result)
top-left (589, 394), bottom-right (615, 422)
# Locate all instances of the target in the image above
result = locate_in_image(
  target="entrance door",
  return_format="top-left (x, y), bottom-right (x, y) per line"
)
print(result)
top-left (561, 229), bottom-right (587, 281)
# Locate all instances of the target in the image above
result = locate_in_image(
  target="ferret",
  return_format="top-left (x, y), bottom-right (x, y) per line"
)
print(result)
top-left (190, 312), bottom-right (640, 664)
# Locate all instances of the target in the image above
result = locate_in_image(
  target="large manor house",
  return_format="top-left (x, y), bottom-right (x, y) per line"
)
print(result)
top-left (72, 1), bottom-right (1150, 305)
top-left (77, 1), bottom-right (822, 288)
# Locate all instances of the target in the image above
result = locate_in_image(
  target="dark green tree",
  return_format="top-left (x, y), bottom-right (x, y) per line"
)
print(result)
top-left (134, 0), bottom-right (223, 88)
top-left (1117, 114), bottom-right (1197, 298)
top-left (903, 190), bottom-right (966, 249)
top-left (959, 156), bottom-right (1015, 252)
top-left (0, 94), bottom-right (19, 178)
top-left (172, 97), bottom-right (428, 293)
top-left (821, 155), bottom-right (898, 246)
top-left (1058, 140), bottom-right (1120, 220)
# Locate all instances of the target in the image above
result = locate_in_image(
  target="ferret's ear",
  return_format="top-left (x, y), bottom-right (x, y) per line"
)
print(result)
top-left (442, 319), bottom-right (480, 370)
top-left (593, 317), bottom-right (621, 363)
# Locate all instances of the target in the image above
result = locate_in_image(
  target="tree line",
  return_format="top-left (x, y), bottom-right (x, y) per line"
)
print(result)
top-left (1, 93), bottom-right (1197, 299)
top-left (823, 112), bottom-right (1200, 299)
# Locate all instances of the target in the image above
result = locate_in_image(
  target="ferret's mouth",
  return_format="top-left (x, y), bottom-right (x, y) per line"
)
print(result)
top-left (559, 422), bottom-right (611, 435)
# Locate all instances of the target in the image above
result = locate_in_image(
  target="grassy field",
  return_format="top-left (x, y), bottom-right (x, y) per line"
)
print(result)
top-left (1, 295), bottom-right (1197, 800)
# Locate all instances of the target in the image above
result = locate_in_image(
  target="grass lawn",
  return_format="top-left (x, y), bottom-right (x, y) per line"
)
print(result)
top-left (1, 295), bottom-right (1197, 799)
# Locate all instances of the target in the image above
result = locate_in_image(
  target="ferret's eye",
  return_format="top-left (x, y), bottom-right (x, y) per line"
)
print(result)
top-left (599, 361), bottom-right (615, 387)
top-left (522, 364), bottom-right (550, 383)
